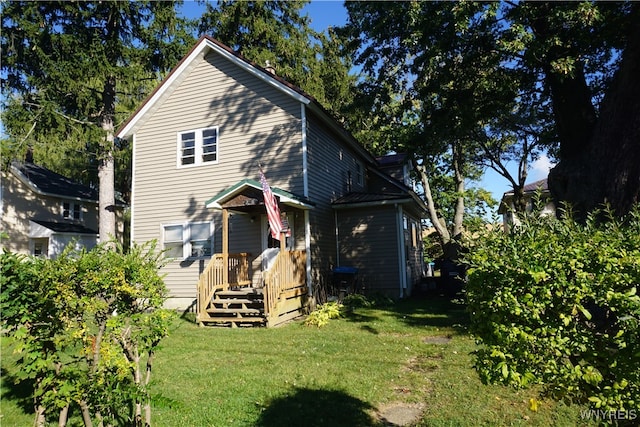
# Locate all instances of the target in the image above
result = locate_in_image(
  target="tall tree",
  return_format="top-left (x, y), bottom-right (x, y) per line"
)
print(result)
top-left (344, 1), bottom-right (508, 255)
top-left (344, 1), bottom-right (640, 222)
top-left (1, 1), bottom-right (194, 242)
top-left (508, 1), bottom-right (640, 217)
top-left (198, 0), bottom-right (358, 122)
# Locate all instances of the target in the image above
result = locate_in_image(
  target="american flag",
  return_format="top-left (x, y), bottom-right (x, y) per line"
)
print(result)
top-left (259, 169), bottom-right (289, 240)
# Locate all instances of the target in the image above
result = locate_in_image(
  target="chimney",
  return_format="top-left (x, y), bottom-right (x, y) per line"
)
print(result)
top-left (264, 60), bottom-right (276, 75)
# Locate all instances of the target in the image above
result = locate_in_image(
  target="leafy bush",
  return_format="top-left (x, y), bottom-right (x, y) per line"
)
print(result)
top-left (304, 302), bottom-right (344, 327)
top-left (342, 292), bottom-right (394, 310)
top-left (0, 241), bottom-right (176, 427)
top-left (464, 208), bottom-right (640, 411)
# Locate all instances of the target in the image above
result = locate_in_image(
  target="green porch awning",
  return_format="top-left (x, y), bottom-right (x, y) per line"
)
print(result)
top-left (205, 179), bottom-right (314, 211)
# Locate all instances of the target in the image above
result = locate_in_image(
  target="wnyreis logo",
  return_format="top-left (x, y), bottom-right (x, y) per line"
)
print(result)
top-left (580, 409), bottom-right (637, 421)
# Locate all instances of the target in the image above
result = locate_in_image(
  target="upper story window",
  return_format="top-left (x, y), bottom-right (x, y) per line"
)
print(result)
top-left (178, 127), bottom-right (218, 167)
top-left (355, 161), bottom-right (364, 187)
top-left (162, 221), bottom-right (213, 259)
top-left (62, 202), bottom-right (82, 221)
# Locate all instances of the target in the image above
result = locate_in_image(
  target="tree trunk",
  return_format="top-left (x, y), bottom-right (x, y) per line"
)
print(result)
top-left (99, 75), bottom-right (117, 245)
top-left (79, 400), bottom-right (93, 427)
top-left (451, 141), bottom-right (465, 240)
top-left (549, 5), bottom-right (640, 218)
top-left (58, 405), bottom-right (69, 427)
top-left (414, 161), bottom-right (451, 245)
top-left (34, 404), bottom-right (46, 427)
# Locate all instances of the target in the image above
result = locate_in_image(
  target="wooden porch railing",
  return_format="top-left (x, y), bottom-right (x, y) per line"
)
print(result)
top-left (197, 253), bottom-right (250, 320)
top-left (263, 250), bottom-right (307, 325)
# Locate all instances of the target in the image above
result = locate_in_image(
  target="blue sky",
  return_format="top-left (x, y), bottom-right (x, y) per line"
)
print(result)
top-left (180, 0), bottom-right (553, 204)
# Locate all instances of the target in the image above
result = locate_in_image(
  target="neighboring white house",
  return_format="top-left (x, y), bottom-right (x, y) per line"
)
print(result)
top-left (1, 161), bottom-right (100, 257)
top-left (498, 178), bottom-right (555, 230)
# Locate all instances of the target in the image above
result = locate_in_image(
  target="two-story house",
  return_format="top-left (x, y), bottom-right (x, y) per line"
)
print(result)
top-left (116, 36), bottom-right (426, 325)
top-left (1, 161), bottom-right (100, 257)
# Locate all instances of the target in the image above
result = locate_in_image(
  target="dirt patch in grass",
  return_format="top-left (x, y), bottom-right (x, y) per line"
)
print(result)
top-left (422, 335), bottom-right (452, 345)
top-left (376, 402), bottom-right (425, 426)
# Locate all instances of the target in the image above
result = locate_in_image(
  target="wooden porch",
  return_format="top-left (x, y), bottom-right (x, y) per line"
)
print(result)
top-left (197, 181), bottom-right (312, 327)
top-left (196, 250), bottom-right (308, 327)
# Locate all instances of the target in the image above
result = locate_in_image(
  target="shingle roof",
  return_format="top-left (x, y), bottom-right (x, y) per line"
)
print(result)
top-left (12, 162), bottom-right (98, 202)
top-left (522, 178), bottom-right (548, 193)
top-left (501, 178), bottom-right (548, 196)
top-left (332, 192), bottom-right (412, 206)
top-left (32, 219), bottom-right (98, 235)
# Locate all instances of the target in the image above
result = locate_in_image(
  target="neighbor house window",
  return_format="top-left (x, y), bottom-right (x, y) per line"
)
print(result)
top-left (162, 222), bottom-right (213, 259)
top-left (31, 238), bottom-right (48, 257)
top-left (62, 202), bottom-right (82, 220)
top-left (178, 127), bottom-right (218, 167)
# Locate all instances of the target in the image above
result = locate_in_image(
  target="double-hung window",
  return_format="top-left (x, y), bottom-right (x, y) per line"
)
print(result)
top-left (162, 222), bottom-right (213, 259)
top-left (62, 201), bottom-right (82, 220)
top-left (178, 127), bottom-right (218, 167)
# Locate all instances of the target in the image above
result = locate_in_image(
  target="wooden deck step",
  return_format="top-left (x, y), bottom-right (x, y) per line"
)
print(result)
top-left (211, 298), bottom-right (263, 308)
top-left (207, 308), bottom-right (262, 315)
top-left (200, 316), bottom-right (266, 324)
top-left (212, 298), bottom-right (263, 305)
top-left (217, 288), bottom-right (263, 297)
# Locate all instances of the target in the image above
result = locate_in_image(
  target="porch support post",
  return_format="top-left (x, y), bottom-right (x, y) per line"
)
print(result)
top-left (280, 231), bottom-right (286, 251)
top-left (223, 208), bottom-right (229, 285)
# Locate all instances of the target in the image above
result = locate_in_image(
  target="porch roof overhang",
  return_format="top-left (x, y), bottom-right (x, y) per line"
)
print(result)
top-left (205, 179), bottom-right (314, 212)
top-left (332, 192), bottom-right (427, 218)
top-left (30, 220), bottom-right (98, 238)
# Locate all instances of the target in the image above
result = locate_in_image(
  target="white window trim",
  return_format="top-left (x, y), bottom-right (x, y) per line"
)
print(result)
top-left (62, 201), bottom-right (83, 221)
top-left (161, 221), bottom-right (214, 260)
top-left (176, 126), bottom-right (219, 168)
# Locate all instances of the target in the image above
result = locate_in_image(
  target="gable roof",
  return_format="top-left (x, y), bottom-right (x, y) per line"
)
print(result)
top-left (205, 179), bottom-right (314, 210)
top-left (11, 162), bottom-right (98, 203)
top-left (115, 35), bottom-right (377, 165)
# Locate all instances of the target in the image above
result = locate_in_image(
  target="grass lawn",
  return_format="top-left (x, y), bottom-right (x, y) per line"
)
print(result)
top-left (1, 295), bottom-right (594, 426)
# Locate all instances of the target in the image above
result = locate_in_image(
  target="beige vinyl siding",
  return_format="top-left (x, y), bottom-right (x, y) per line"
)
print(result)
top-left (336, 206), bottom-right (401, 297)
top-left (1, 171), bottom-right (99, 255)
top-left (132, 50), bottom-right (304, 299)
top-left (304, 111), bottom-right (369, 288)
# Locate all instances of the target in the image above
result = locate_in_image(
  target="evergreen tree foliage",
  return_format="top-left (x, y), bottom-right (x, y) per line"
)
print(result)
top-left (1, 1), bottom-right (195, 239)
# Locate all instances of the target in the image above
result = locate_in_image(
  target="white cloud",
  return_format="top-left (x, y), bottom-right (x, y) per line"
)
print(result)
top-left (530, 154), bottom-right (555, 180)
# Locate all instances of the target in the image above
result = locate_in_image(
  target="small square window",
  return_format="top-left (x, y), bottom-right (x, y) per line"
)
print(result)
top-left (62, 202), bottom-right (82, 220)
top-left (178, 127), bottom-right (218, 167)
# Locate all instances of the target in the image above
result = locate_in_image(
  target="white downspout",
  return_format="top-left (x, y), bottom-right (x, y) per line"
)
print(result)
top-left (335, 210), bottom-right (340, 265)
top-left (130, 134), bottom-right (137, 243)
top-left (301, 104), bottom-right (312, 295)
top-left (396, 204), bottom-right (407, 298)
top-left (301, 104), bottom-right (309, 198)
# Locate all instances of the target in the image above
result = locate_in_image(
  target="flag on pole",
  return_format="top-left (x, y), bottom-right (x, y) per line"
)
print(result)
top-left (259, 168), bottom-right (289, 240)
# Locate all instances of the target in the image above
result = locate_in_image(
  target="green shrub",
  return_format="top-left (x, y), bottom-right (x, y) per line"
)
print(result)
top-left (0, 241), bottom-right (176, 427)
top-left (304, 302), bottom-right (344, 327)
top-left (464, 207), bottom-right (640, 411)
